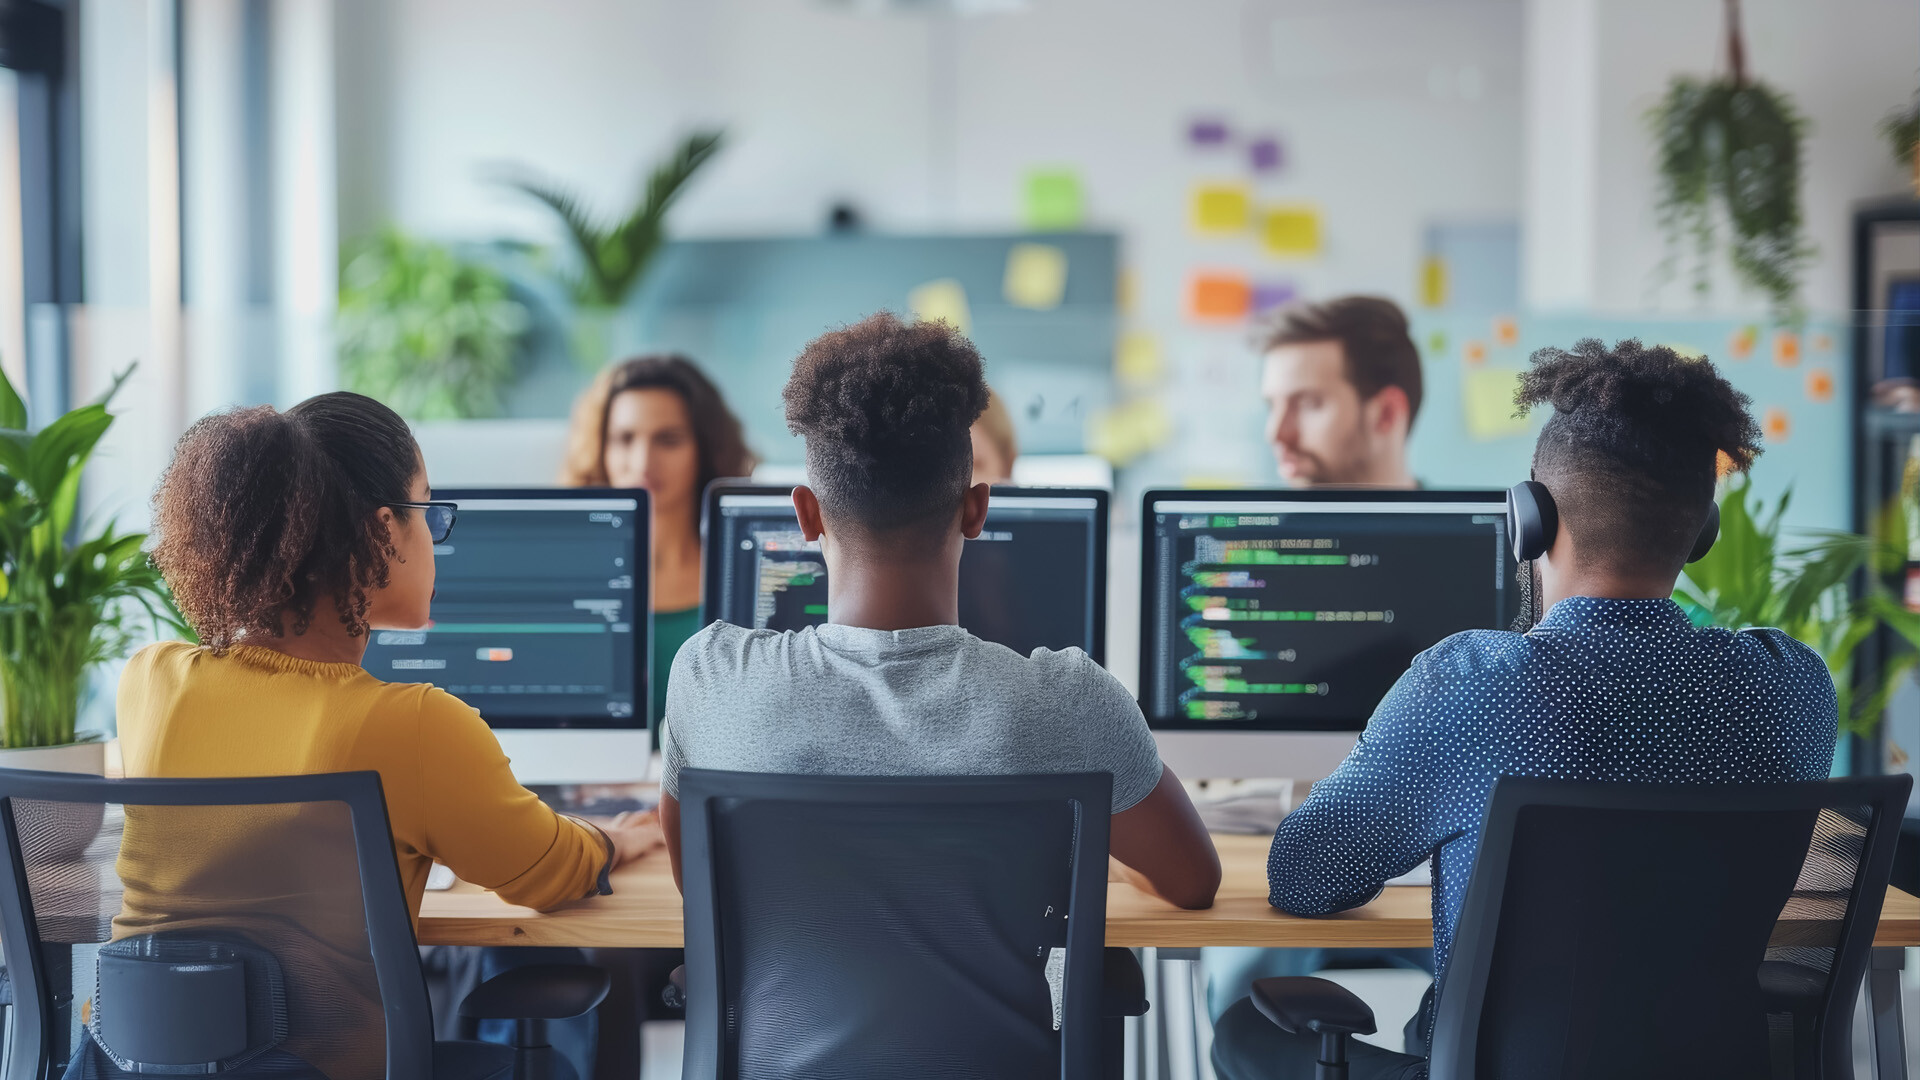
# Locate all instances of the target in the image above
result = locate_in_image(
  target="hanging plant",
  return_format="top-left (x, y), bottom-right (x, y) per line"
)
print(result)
top-left (1647, 0), bottom-right (1811, 318)
top-left (1881, 92), bottom-right (1920, 196)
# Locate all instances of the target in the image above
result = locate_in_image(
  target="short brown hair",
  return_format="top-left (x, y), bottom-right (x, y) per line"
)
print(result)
top-left (560, 355), bottom-right (757, 491)
top-left (1259, 296), bottom-right (1423, 425)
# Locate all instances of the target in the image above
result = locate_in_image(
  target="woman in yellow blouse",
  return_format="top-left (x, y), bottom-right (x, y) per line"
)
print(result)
top-left (121, 391), bottom-right (659, 1077)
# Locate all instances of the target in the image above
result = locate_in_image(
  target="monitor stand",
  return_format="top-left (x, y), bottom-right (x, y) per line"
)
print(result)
top-left (495, 730), bottom-right (654, 785)
top-left (1152, 731), bottom-right (1358, 783)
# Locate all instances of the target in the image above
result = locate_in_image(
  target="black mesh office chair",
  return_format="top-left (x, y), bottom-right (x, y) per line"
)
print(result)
top-left (0, 768), bottom-right (608, 1080)
top-left (673, 768), bottom-right (1148, 1080)
top-left (1246, 775), bottom-right (1912, 1080)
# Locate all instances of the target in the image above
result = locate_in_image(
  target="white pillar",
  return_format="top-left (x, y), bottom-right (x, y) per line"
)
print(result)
top-left (270, 0), bottom-right (337, 405)
top-left (1520, 0), bottom-right (1600, 312)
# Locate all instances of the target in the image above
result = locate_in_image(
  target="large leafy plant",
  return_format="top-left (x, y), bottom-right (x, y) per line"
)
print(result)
top-left (1676, 474), bottom-right (1920, 737)
top-left (1647, 0), bottom-right (1811, 317)
top-left (0, 366), bottom-right (184, 748)
top-left (337, 228), bottom-right (527, 421)
top-left (497, 131), bottom-right (724, 310)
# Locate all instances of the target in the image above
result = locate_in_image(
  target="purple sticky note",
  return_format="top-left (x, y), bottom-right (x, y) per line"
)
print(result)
top-left (1188, 119), bottom-right (1230, 147)
top-left (1252, 281), bottom-right (1298, 313)
top-left (1249, 136), bottom-right (1283, 173)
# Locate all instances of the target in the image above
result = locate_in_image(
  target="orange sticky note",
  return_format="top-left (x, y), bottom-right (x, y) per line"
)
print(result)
top-left (1493, 316), bottom-right (1519, 347)
top-left (1806, 369), bottom-right (1835, 403)
top-left (1772, 330), bottom-right (1801, 367)
top-left (1730, 326), bottom-right (1758, 361)
top-left (1189, 273), bottom-right (1252, 321)
top-left (1764, 406), bottom-right (1791, 443)
top-left (1463, 340), bottom-right (1488, 366)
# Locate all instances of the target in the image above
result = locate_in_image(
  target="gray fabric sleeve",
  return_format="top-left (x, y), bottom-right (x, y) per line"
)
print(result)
top-left (1076, 655), bottom-right (1166, 812)
top-left (658, 629), bottom-right (707, 801)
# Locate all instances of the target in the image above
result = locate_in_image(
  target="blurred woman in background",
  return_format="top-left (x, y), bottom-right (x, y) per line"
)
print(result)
top-left (562, 355), bottom-right (756, 727)
top-left (972, 386), bottom-right (1018, 486)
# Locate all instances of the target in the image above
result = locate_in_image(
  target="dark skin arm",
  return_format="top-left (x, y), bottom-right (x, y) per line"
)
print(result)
top-left (659, 766), bottom-right (1221, 910)
top-left (1111, 765), bottom-right (1221, 910)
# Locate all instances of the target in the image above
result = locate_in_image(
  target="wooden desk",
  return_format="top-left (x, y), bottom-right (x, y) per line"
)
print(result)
top-left (416, 834), bottom-right (1920, 950)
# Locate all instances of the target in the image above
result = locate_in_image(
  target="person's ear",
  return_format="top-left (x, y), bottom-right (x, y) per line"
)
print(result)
top-left (960, 482), bottom-right (990, 540)
top-left (1366, 385), bottom-right (1411, 439)
top-left (792, 486), bottom-right (825, 542)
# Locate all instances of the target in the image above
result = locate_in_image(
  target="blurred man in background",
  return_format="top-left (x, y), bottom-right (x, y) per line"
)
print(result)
top-left (1260, 296), bottom-right (1422, 489)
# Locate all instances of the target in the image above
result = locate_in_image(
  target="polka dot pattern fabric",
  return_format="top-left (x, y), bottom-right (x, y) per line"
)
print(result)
top-left (1265, 596), bottom-right (1839, 989)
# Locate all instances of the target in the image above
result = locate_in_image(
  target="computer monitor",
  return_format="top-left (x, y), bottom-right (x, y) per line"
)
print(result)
top-left (359, 488), bottom-right (650, 784)
top-left (702, 483), bottom-right (1108, 662)
top-left (1139, 488), bottom-right (1521, 780)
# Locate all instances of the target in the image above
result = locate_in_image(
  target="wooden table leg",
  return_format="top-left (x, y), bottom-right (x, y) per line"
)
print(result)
top-left (1872, 947), bottom-right (1910, 1080)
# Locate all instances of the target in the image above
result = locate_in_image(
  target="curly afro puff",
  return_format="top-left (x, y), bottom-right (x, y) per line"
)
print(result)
top-left (783, 312), bottom-right (991, 537)
top-left (150, 393), bottom-right (420, 651)
top-left (1516, 338), bottom-right (1761, 577)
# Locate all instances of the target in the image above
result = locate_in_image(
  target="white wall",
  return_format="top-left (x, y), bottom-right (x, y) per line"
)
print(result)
top-left (1527, 0), bottom-right (1918, 315)
top-left (337, 0), bottom-right (1527, 486)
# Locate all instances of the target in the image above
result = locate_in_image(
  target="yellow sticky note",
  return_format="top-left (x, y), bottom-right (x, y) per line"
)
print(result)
top-left (1003, 243), bottom-right (1068, 310)
top-left (1193, 184), bottom-right (1251, 234)
top-left (1463, 369), bottom-right (1529, 440)
top-left (1116, 331), bottom-right (1164, 386)
top-left (1023, 170), bottom-right (1083, 230)
top-left (908, 279), bottom-right (971, 337)
top-left (1420, 256), bottom-right (1448, 307)
top-left (1086, 399), bottom-right (1173, 466)
top-left (1261, 205), bottom-right (1321, 256)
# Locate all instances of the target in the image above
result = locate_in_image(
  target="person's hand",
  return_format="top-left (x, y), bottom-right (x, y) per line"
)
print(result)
top-left (602, 808), bottom-right (666, 867)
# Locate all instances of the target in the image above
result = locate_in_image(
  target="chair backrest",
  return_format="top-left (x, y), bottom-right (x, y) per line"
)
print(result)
top-left (1429, 775), bottom-right (1912, 1080)
top-left (676, 768), bottom-right (1113, 1080)
top-left (0, 768), bottom-right (435, 1080)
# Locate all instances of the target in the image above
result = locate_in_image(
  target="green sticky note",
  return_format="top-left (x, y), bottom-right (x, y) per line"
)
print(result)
top-left (1463, 368), bottom-right (1530, 441)
top-left (1024, 170), bottom-right (1084, 231)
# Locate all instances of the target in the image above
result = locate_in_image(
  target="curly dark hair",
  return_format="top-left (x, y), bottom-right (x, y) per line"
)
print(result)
top-left (1516, 338), bottom-right (1762, 577)
top-left (782, 312), bottom-right (990, 536)
top-left (150, 392), bottom-right (422, 651)
top-left (560, 354), bottom-right (757, 494)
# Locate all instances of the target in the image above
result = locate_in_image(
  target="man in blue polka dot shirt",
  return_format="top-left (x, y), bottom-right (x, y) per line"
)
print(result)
top-left (1213, 339), bottom-right (1840, 1080)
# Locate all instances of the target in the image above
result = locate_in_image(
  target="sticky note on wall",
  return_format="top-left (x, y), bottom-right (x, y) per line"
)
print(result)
top-left (1188, 272), bottom-right (1252, 322)
top-left (1463, 368), bottom-right (1528, 440)
top-left (1023, 170), bottom-right (1084, 231)
top-left (1003, 243), bottom-right (1068, 310)
top-left (1261, 206), bottom-right (1321, 257)
top-left (908, 279), bottom-right (972, 336)
top-left (1193, 184), bottom-right (1251, 234)
top-left (1420, 256), bottom-right (1448, 308)
top-left (1116, 332), bottom-right (1164, 386)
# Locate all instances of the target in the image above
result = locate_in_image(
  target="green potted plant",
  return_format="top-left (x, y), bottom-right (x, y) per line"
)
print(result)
top-left (337, 228), bottom-right (529, 420)
top-left (1881, 91), bottom-right (1920, 197)
top-left (1647, 0), bottom-right (1812, 318)
top-left (496, 130), bottom-right (724, 368)
top-left (1675, 474), bottom-right (1920, 746)
top-left (0, 365), bottom-right (185, 773)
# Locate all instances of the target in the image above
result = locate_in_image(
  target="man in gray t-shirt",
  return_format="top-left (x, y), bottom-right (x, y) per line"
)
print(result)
top-left (658, 313), bottom-right (1219, 913)
top-left (663, 623), bottom-right (1163, 813)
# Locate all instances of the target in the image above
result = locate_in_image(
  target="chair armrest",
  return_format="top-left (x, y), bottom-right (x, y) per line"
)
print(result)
top-left (1103, 948), bottom-right (1149, 1018)
top-left (459, 963), bottom-right (611, 1022)
top-left (1250, 977), bottom-right (1376, 1037)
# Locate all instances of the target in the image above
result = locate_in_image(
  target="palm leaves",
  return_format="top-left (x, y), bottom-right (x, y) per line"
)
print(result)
top-left (0, 364), bottom-right (186, 748)
top-left (497, 131), bottom-right (724, 309)
top-left (1675, 475), bottom-right (1920, 736)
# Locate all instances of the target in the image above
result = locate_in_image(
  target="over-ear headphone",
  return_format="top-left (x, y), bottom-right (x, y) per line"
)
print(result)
top-left (1504, 480), bottom-right (1719, 565)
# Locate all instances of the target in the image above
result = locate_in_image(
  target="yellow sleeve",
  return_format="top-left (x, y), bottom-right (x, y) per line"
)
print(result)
top-left (401, 689), bottom-right (611, 911)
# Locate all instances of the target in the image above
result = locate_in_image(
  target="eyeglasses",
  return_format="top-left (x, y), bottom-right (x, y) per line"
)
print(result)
top-left (390, 501), bottom-right (458, 543)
